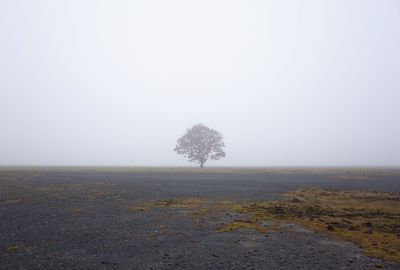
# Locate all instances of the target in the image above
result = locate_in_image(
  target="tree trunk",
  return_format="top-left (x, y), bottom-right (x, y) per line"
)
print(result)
top-left (200, 162), bottom-right (204, 168)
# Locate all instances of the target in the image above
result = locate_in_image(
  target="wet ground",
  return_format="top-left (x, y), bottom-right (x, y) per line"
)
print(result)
top-left (0, 167), bottom-right (399, 269)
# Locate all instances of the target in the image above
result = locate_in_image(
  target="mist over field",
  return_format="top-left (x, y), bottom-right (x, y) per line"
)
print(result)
top-left (1, 0), bottom-right (399, 167)
top-left (1, 3), bottom-right (400, 268)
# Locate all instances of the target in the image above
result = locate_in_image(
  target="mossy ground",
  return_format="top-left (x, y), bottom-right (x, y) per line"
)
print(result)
top-left (241, 188), bottom-right (400, 263)
top-left (217, 220), bottom-right (268, 234)
top-left (132, 188), bottom-right (400, 264)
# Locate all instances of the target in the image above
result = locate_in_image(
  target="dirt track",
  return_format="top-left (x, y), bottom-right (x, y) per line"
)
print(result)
top-left (1, 168), bottom-right (399, 269)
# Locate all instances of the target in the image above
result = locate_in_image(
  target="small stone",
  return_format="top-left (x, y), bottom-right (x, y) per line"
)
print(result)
top-left (326, 225), bottom-right (335, 231)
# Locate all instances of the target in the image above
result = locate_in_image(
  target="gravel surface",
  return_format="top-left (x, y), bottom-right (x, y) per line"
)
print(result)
top-left (1, 168), bottom-right (399, 269)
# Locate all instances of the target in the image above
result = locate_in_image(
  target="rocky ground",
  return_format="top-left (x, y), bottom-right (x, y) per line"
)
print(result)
top-left (0, 167), bottom-right (399, 269)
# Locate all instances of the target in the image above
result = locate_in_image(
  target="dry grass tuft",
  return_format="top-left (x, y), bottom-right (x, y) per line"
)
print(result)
top-left (69, 208), bottom-right (84, 215)
top-left (4, 198), bottom-right (21, 204)
top-left (218, 220), bottom-right (268, 234)
top-left (6, 244), bottom-right (25, 253)
top-left (128, 206), bottom-right (147, 212)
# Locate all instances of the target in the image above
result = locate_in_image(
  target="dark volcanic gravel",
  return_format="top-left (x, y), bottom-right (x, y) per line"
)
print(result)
top-left (0, 168), bottom-right (399, 269)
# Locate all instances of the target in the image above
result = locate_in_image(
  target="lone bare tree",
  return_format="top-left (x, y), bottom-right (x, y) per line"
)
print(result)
top-left (174, 124), bottom-right (226, 168)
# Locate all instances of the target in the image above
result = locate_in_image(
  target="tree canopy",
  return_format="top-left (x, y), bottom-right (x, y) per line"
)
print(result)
top-left (174, 124), bottom-right (226, 167)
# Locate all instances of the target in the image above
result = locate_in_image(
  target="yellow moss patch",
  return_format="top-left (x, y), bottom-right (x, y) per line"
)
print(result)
top-left (236, 188), bottom-right (400, 263)
top-left (36, 186), bottom-right (66, 192)
top-left (112, 195), bottom-right (123, 200)
top-left (155, 198), bottom-right (207, 208)
top-left (143, 232), bottom-right (157, 238)
top-left (87, 191), bottom-right (109, 199)
top-left (69, 208), bottom-right (84, 215)
top-left (330, 175), bottom-right (371, 180)
top-left (129, 188), bottom-right (400, 263)
top-left (218, 220), bottom-right (268, 234)
top-left (128, 206), bottom-right (147, 212)
top-left (36, 184), bottom-right (82, 192)
top-left (6, 244), bottom-right (24, 253)
top-left (4, 198), bottom-right (21, 204)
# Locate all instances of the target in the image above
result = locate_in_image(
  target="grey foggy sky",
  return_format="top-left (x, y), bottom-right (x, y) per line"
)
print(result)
top-left (0, 0), bottom-right (399, 167)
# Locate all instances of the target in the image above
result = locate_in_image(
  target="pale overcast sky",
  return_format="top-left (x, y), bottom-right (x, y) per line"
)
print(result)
top-left (0, 0), bottom-right (399, 166)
